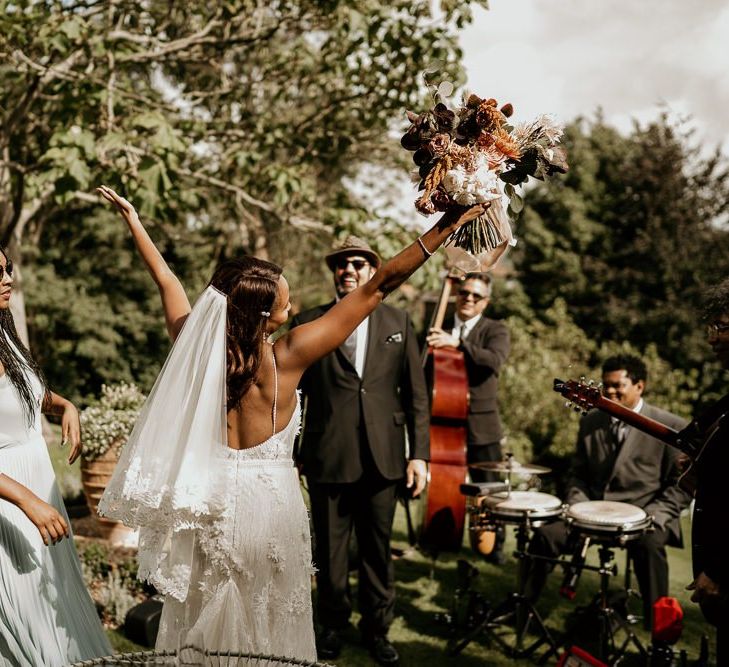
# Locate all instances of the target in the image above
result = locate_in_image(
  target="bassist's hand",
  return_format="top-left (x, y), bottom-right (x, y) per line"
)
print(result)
top-left (426, 328), bottom-right (460, 349)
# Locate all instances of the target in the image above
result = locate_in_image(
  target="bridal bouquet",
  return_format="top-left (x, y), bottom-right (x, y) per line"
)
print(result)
top-left (401, 93), bottom-right (568, 262)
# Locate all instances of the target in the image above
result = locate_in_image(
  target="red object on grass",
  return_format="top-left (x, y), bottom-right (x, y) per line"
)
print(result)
top-left (556, 645), bottom-right (608, 666)
top-left (652, 596), bottom-right (683, 644)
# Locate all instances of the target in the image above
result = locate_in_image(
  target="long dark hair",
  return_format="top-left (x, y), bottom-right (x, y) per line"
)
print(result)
top-left (0, 248), bottom-right (50, 426)
top-left (209, 256), bottom-right (282, 410)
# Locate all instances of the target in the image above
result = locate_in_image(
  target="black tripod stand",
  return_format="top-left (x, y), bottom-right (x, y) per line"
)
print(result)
top-left (446, 519), bottom-right (559, 661)
top-left (555, 541), bottom-right (648, 665)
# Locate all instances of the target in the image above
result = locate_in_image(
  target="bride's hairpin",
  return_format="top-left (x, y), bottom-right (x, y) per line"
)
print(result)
top-left (261, 311), bottom-right (271, 318)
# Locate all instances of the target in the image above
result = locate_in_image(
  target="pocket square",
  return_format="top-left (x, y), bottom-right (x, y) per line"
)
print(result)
top-left (385, 332), bottom-right (403, 344)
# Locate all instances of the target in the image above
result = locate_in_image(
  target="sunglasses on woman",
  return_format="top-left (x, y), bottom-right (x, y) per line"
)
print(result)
top-left (0, 259), bottom-right (13, 280)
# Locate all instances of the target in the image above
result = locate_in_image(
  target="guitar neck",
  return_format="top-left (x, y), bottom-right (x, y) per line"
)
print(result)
top-left (593, 395), bottom-right (680, 448)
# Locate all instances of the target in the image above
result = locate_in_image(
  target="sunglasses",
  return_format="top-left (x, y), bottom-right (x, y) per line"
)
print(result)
top-left (335, 258), bottom-right (370, 271)
top-left (0, 259), bottom-right (13, 280)
top-left (457, 288), bottom-right (487, 302)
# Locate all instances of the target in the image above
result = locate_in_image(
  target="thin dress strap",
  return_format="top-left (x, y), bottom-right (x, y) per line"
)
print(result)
top-left (271, 346), bottom-right (278, 437)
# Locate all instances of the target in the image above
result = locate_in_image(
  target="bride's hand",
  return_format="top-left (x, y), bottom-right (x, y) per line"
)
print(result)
top-left (97, 185), bottom-right (140, 225)
top-left (438, 202), bottom-right (491, 234)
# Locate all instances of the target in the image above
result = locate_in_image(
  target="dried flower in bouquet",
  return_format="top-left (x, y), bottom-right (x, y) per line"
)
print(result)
top-left (402, 92), bottom-right (569, 264)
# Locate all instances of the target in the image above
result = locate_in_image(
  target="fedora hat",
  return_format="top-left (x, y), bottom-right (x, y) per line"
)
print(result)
top-left (325, 235), bottom-right (381, 271)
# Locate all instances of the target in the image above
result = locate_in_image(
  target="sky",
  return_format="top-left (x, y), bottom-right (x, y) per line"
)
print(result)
top-left (460, 0), bottom-right (729, 151)
top-left (364, 0), bottom-right (729, 227)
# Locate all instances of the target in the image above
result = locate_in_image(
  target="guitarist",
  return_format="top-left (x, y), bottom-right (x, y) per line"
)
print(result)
top-left (685, 280), bottom-right (729, 662)
top-left (526, 354), bottom-right (691, 630)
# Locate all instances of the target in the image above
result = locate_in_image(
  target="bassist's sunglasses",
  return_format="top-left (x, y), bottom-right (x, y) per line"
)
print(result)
top-left (457, 289), bottom-right (487, 302)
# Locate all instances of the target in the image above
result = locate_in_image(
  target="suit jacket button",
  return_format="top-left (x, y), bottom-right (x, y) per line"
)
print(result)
top-left (360, 387), bottom-right (366, 394)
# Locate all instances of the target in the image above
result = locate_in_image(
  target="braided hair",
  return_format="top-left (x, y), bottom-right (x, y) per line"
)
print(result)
top-left (0, 248), bottom-right (50, 426)
top-left (208, 256), bottom-right (282, 410)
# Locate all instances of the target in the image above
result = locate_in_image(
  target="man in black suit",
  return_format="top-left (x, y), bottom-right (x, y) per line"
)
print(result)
top-left (526, 354), bottom-right (691, 629)
top-left (290, 235), bottom-right (429, 665)
top-left (684, 279), bottom-right (729, 661)
top-left (426, 271), bottom-right (511, 561)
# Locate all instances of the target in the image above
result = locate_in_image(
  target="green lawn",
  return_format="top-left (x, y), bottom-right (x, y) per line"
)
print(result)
top-left (47, 426), bottom-right (715, 664)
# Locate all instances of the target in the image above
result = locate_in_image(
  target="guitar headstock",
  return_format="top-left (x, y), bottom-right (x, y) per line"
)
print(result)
top-left (553, 378), bottom-right (602, 415)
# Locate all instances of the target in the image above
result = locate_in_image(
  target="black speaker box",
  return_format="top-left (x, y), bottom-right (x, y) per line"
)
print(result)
top-left (124, 597), bottom-right (163, 647)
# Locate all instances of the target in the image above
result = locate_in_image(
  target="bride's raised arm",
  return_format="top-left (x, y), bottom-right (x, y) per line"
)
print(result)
top-left (279, 203), bottom-right (488, 373)
top-left (97, 186), bottom-right (191, 341)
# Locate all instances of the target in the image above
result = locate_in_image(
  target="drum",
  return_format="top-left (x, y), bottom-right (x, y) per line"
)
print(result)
top-left (479, 490), bottom-right (563, 526)
top-left (566, 500), bottom-right (652, 544)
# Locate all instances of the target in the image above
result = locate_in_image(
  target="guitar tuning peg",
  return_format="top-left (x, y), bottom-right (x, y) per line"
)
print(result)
top-left (582, 409), bottom-right (588, 416)
top-left (579, 375), bottom-right (586, 382)
top-left (573, 405), bottom-right (581, 413)
top-left (564, 401), bottom-right (571, 409)
top-left (588, 379), bottom-right (595, 386)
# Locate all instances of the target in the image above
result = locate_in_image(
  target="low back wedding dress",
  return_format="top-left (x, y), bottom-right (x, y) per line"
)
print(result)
top-left (99, 286), bottom-right (316, 661)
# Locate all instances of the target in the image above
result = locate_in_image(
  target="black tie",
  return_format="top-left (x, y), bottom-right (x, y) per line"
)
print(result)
top-left (610, 419), bottom-right (626, 448)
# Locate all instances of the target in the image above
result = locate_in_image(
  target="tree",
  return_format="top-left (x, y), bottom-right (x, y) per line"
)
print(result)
top-left (0, 0), bottom-right (488, 400)
top-left (512, 114), bottom-right (729, 402)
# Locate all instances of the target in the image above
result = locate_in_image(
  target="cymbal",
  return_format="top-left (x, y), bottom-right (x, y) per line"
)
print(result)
top-left (468, 461), bottom-right (552, 475)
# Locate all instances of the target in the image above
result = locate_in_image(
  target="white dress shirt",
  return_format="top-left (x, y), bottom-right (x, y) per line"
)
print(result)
top-left (452, 313), bottom-right (482, 341)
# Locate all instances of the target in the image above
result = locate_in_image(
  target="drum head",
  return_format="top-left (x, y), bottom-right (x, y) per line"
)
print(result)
top-left (567, 500), bottom-right (652, 539)
top-left (567, 500), bottom-right (648, 532)
top-left (483, 491), bottom-right (563, 522)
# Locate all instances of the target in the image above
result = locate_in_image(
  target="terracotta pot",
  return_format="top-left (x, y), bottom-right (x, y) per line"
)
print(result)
top-left (80, 445), bottom-right (137, 546)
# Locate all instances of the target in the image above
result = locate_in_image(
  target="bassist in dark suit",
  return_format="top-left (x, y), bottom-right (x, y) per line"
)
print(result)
top-left (291, 236), bottom-right (430, 666)
top-left (426, 271), bottom-right (510, 562)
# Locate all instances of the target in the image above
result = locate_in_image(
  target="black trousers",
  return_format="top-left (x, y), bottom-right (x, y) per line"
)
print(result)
top-left (467, 441), bottom-right (503, 484)
top-left (308, 472), bottom-right (399, 636)
top-left (526, 519), bottom-right (671, 630)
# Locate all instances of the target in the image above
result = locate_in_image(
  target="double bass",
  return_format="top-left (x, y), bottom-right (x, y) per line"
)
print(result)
top-left (419, 270), bottom-right (469, 553)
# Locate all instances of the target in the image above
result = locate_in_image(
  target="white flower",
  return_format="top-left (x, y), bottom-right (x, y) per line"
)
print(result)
top-left (454, 191), bottom-right (477, 206)
top-left (442, 168), bottom-right (465, 193)
top-left (534, 114), bottom-right (564, 144)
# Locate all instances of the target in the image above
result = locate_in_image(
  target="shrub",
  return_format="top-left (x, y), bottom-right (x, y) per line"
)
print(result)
top-left (80, 382), bottom-right (145, 461)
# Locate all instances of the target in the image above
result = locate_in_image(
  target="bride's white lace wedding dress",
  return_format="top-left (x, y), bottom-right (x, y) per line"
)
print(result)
top-left (155, 391), bottom-right (317, 659)
top-left (99, 288), bottom-right (316, 661)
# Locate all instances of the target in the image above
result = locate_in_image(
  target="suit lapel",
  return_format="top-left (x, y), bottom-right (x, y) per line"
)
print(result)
top-left (320, 300), bottom-right (357, 374)
top-left (467, 315), bottom-right (488, 342)
top-left (361, 307), bottom-right (381, 378)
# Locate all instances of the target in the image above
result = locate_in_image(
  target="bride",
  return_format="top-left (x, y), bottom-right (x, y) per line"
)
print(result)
top-left (96, 185), bottom-right (484, 659)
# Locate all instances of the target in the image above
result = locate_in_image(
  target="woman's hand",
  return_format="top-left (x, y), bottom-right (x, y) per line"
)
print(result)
top-left (61, 403), bottom-right (82, 464)
top-left (97, 185), bottom-right (140, 225)
top-left (438, 202), bottom-right (491, 234)
top-left (19, 494), bottom-right (69, 546)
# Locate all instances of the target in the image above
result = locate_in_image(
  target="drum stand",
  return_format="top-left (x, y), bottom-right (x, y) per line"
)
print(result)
top-left (556, 543), bottom-right (648, 665)
top-left (446, 519), bottom-right (559, 661)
